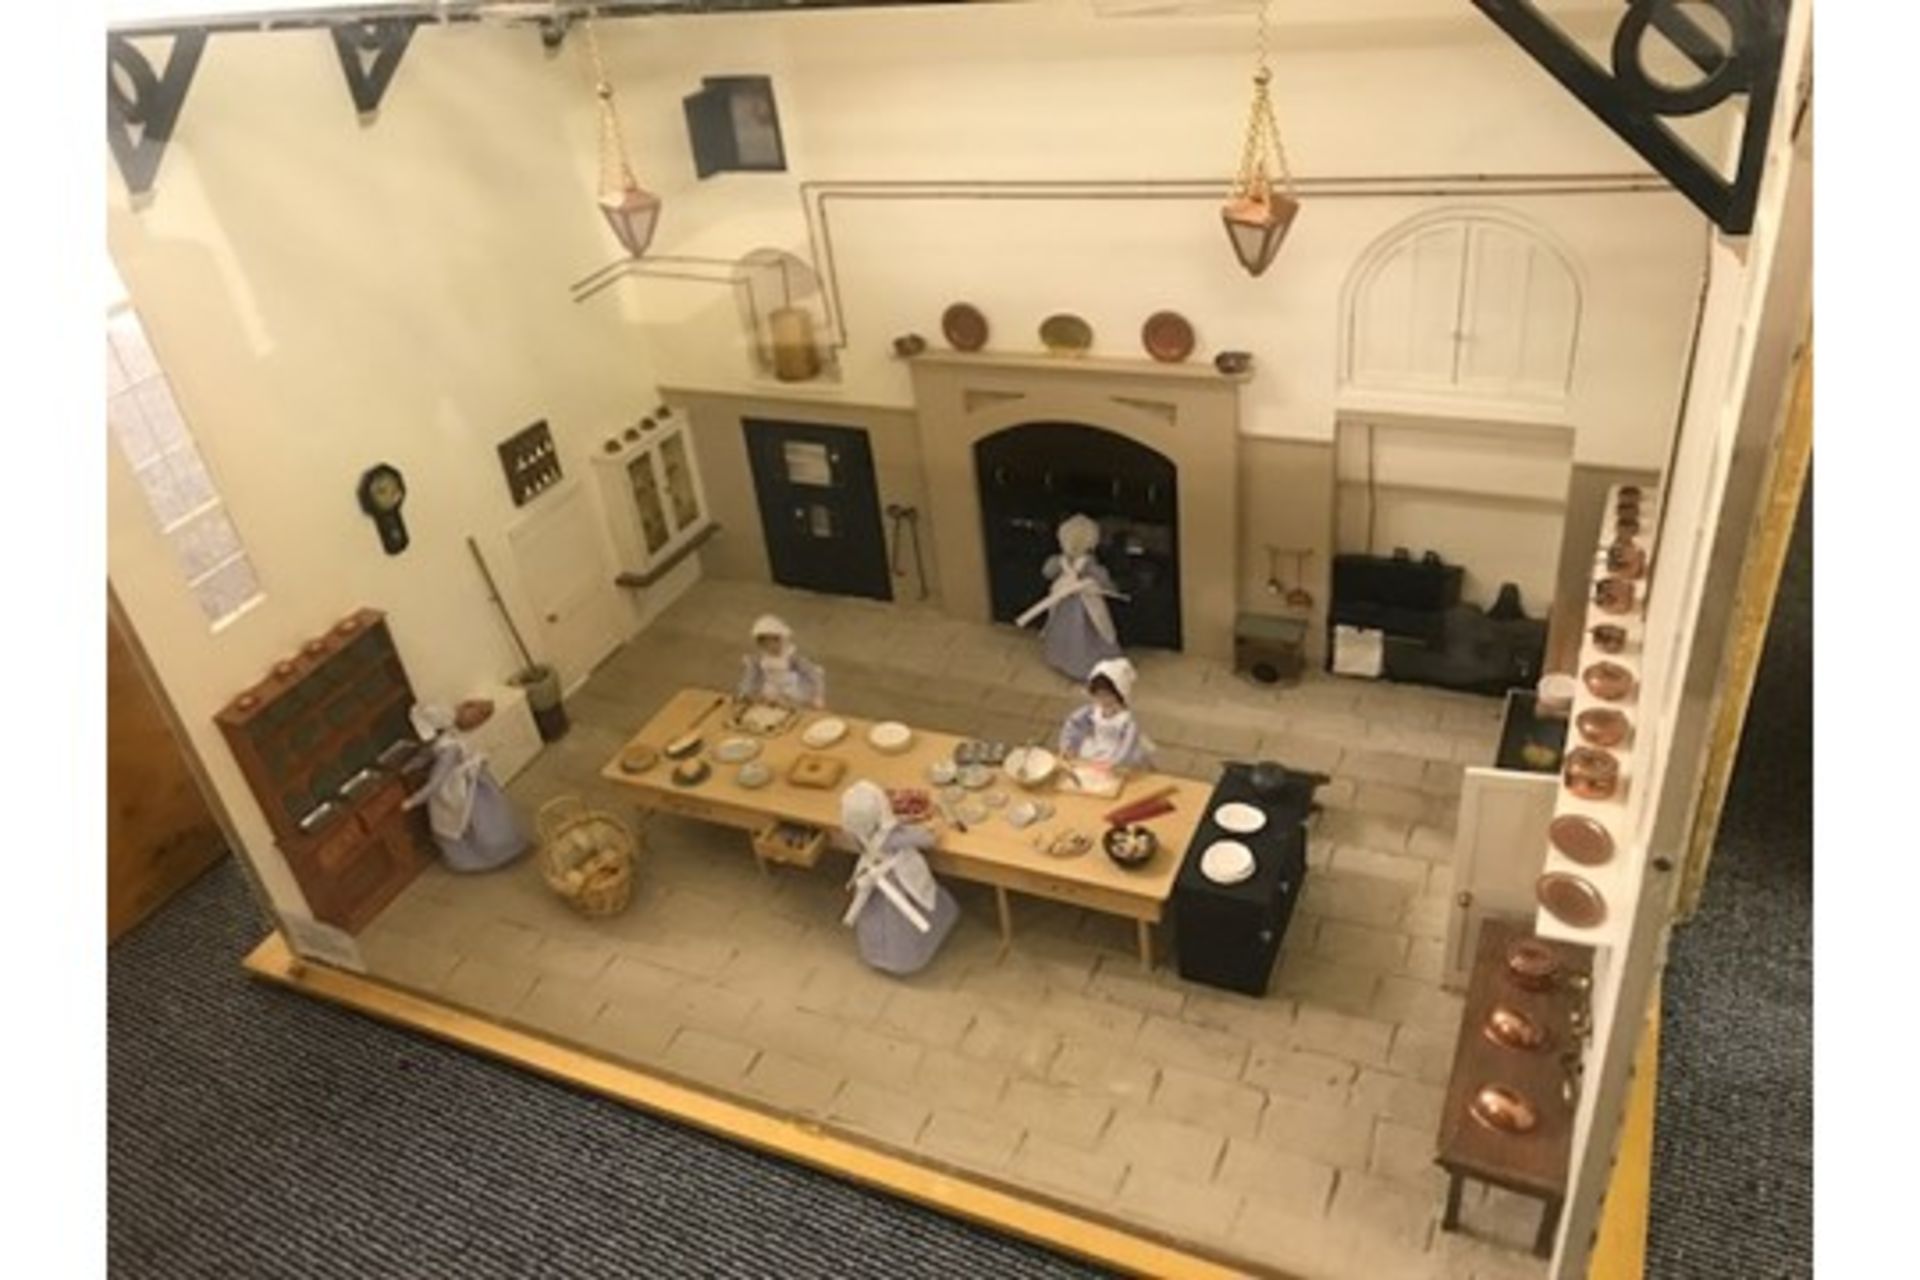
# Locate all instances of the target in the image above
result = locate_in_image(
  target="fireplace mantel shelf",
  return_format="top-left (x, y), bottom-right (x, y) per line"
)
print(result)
top-left (903, 349), bottom-right (1252, 385)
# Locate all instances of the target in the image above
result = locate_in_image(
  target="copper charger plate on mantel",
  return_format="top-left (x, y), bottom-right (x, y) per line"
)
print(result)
top-left (1141, 310), bottom-right (1196, 363)
top-left (1547, 814), bottom-right (1614, 866)
top-left (1537, 871), bottom-right (1608, 928)
top-left (1039, 313), bottom-right (1093, 356)
top-left (941, 303), bottom-right (989, 353)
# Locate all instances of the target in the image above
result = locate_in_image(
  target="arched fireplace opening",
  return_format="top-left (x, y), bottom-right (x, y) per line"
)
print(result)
top-left (974, 423), bottom-right (1182, 652)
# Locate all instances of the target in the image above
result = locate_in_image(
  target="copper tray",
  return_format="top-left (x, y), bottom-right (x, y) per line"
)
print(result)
top-left (1504, 937), bottom-right (1559, 989)
top-left (941, 303), bottom-right (988, 352)
top-left (1590, 624), bottom-right (1628, 654)
top-left (1583, 660), bottom-right (1636, 702)
top-left (1564, 746), bottom-right (1620, 800)
top-left (1548, 813), bottom-right (1615, 866)
top-left (1468, 1084), bottom-right (1540, 1135)
top-left (1141, 310), bottom-right (1196, 363)
top-left (1575, 707), bottom-right (1631, 748)
top-left (1594, 577), bottom-right (1636, 615)
top-left (1483, 1005), bottom-right (1549, 1051)
top-left (1537, 871), bottom-right (1608, 928)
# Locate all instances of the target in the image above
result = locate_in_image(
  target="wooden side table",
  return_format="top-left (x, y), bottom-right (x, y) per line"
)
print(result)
top-left (1435, 919), bottom-right (1592, 1258)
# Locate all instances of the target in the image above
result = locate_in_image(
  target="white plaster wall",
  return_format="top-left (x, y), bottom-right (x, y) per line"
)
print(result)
top-left (106, 24), bottom-right (684, 922)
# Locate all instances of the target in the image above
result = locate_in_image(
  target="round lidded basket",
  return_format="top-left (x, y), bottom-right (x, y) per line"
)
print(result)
top-left (536, 795), bottom-right (639, 918)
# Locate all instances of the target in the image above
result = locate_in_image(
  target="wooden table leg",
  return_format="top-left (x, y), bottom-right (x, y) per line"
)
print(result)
top-left (994, 886), bottom-right (1013, 951)
top-left (1136, 919), bottom-right (1154, 970)
top-left (1534, 1196), bottom-right (1562, 1258)
top-left (1441, 1172), bottom-right (1466, 1233)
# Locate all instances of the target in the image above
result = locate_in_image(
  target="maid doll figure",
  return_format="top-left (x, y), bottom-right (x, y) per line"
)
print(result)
top-left (1058, 658), bottom-right (1155, 790)
top-left (402, 703), bottom-right (528, 873)
top-left (736, 614), bottom-right (826, 708)
top-left (1016, 514), bottom-right (1125, 682)
top-left (839, 780), bottom-right (959, 976)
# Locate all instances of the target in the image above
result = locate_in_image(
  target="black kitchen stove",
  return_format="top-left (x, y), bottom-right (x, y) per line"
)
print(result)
top-left (1171, 762), bottom-right (1319, 996)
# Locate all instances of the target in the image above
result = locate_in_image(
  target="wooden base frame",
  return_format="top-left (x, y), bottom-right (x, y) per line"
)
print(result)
top-left (245, 932), bottom-right (1657, 1278)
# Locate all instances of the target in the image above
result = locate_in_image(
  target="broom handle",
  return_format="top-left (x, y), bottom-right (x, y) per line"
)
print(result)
top-left (467, 536), bottom-right (537, 671)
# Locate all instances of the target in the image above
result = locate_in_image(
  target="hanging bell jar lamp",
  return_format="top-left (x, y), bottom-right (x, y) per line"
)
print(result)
top-left (585, 20), bottom-right (661, 257)
top-left (1222, 1), bottom-right (1300, 277)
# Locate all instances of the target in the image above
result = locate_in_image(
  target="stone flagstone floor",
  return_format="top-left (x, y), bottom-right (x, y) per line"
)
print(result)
top-left (357, 579), bottom-right (1550, 1280)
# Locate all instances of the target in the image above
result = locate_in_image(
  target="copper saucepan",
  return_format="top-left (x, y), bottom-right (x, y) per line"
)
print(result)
top-left (1469, 1084), bottom-right (1540, 1135)
top-left (1583, 660), bottom-right (1637, 702)
top-left (1504, 937), bottom-right (1559, 990)
top-left (1594, 577), bottom-right (1636, 615)
top-left (1575, 707), bottom-right (1631, 749)
top-left (1564, 746), bottom-right (1621, 800)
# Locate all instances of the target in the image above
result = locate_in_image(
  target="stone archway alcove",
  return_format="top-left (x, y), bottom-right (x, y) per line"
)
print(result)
top-left (906, 352), bottom-right (1244, 663)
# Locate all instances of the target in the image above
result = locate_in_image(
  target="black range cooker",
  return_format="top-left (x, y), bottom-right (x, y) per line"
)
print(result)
top-left (1171, 762), bottom-right (1322, 996)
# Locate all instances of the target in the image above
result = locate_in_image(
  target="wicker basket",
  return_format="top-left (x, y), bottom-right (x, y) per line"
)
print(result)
top-left (536, 795), bottom-right (638, 918)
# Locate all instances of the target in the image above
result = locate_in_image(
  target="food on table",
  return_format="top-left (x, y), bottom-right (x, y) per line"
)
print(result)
top-left (927, 759), bottom-right (958, 786)
top-left (712, 736), bottom-right (761, 764)
top-left (1102, 824), bottom-right (1159, 869)
top-left (671, 758), bottom-right (711, 787)
top-left (956, 763), bottom-right (993, 790)
top-left (887, 788), bottom-right (935, 824)
top-left (736, 761), bottom-right (772, 789)
top-left (618, 744), bottom-right (659, 775)
top-left (1003, 745), bottom-right (1059, 789)
top-left (801, 716), bottom-right (848, 749)
top-left (664, 732), bottom-right (704, 760)
top-left (1035, 828), bottom-right (1092, 858)
top-left (868, 721), bottom-right (914, 754)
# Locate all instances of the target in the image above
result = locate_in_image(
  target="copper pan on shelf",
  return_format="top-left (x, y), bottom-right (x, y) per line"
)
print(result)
top-left (1563, 746), bottom-right (1621, 800)
top-left (1468, 1084), bottom-right (1540, 1135)
top-left (1583, 660), bottom-right (1636, 702)
top-left (1537, 872), bottom-right (1608, 928)
top-left (1548, 813), bottom-right (1615, 866)
top-left (1575, 707), bottom-right (1631, 749)
top-left (1504, 937), bottom-right (1559, 990)
top-left (1483, 1005), bottom-right (1549, 1051)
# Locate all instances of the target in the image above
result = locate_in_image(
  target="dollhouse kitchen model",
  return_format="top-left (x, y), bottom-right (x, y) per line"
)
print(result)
top-left (106, 2), bottom-right (1812, 1277)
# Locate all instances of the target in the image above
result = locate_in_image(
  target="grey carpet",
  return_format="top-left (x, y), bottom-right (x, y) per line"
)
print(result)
top-left (1645, 476), bottom-right (1812, 1279)
top-left (108, 865), bottom-right (1105, 1278)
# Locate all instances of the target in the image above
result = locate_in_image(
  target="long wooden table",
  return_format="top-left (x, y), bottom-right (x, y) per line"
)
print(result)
top-left (600, 688), bottom-right (1216, 967)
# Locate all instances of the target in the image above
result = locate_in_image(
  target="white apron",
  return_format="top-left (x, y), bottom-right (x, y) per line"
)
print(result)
top-left (1016, 554), bottom-right (1119, 645)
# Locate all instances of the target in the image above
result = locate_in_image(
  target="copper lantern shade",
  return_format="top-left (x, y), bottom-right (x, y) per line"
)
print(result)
top-left (1221, 185), bottom-right (1300, 278)
top-left (598, 182), bottom-right (663, 259)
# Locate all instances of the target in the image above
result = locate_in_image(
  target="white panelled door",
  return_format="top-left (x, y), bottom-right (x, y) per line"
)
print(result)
top-left (506, 482), bottom-right (627, 692)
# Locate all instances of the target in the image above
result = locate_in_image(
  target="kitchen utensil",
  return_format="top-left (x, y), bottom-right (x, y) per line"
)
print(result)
top-left (671, 758), bottom-right (711, 788)
top-left (1468, 1084), bottom-right (1540, 1135)
top-left (618, 744), bottom-right (659, 775)
top-left (787, 753), bottom-right (846, 790)
top-left (1102, 825), bottom-right (1160, 869)
top-left (1582, 661), bottom-right (1636, 702)
top-left (1141, 310), bottom-right (1196, 363)
top-left (1535, 673), bottom-right (1577, 718)
top-left (1563, 747), bottom-right (1621, 801)
top-left (1214, 350), bottom-right (1253, 375)
top-left (1284, 551), bottom-right (1314, 609)
top-left (1105, 784), bottom-right (1177, 826)
top-left (1213, 801), bottom-right (1267, 834)
top-left (685, 693), bottom-right (727, 733)
top-left (933, 793), bottom-right (968, 833)
top-left (736, 761), bottom-right (772, 789)
top-left (1504, 938), bottom-right (1559, 989)
top-left (1200, 839), bottom-right (1256, 885)
top-left (664, 732), bottom-right (704, 760)
top-left (1590, 624), bottom-right (1629, 654)
top-left (1247, 761), bottom-right (1290, 799)
top-left (868, 721), bottom-right (914, 754)
top-left (1548, 813), bottom-right (1615, 866)
top-left (942, 302), bottom-right (988, 352)
top-left (927, 759), bottom-right (958, 786)
top-left (1483, 1005), bottom-right (1549, 1051)
top-left (1040, 312), bottom-right (1093, 356)
top-left (1575, 708), bottom-right (1631, 749)
top-left (801, 717), bottom-right (848, 749)
top-left (1537, 872), bottom-right (1608, 928)
top-left (1004, 745), bottom-right (1059, 789)
top-left (957, 763), bottom-right (993, 790)
top-left (1594, 577), bottom-right (1636, 615)
top-left (712, 736), bottom-right (761, 764)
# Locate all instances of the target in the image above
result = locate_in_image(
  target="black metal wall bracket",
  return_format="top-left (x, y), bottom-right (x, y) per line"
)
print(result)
top-left (331, 17), bottom-right (421, 118)
top-left (1470, 0), bottom-right (1789, 235)
top-left (108, 31), bottom-right (208, 198)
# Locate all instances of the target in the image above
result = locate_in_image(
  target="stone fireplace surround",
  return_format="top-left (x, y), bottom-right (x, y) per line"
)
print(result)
top-left (905, 350), bottom-right (1246, 663)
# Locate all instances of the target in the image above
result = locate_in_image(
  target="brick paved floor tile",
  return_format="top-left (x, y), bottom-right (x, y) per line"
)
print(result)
top-left (1289, 1005), bottom-right (1397, 1067)
top-left (1370, 1118), bottom-right (1447, 1195)
top-left (1114, 1166), bottom-right (1245, 1241)
top-left (1135, 1014), bottom-right (1252, 1081)
top-left (1009, 1132), bottom-right (1130, 1202)
top-left (1000, 1077), bottom-right (1114, 1148)
top-left (1101, 1111), bottom-right (1227, 1183)
top-left (1243, 1043), bottom-right (1361, 1104)
top-left (915, 1047), bottom-right (1011, 1115)
top-left (663, 1026), bottom-right (758, 1084)
top-left (1315, 919), bottom-right (1413, 973)
top-left (919, 1107), bottom-right (1021, 1169)
top-left (1274, 955), bottom-right (1383, 1017)
top-left (1214, 1137), bottom-right (1339, 1209)
top-left (1048, 1039), bottom-right (1159, 1107)
top-left (1149, 1063), bottom-right (1268, 1132)
top-left (512, 975), bottom-right (606, 1041)
top-left (439, 953), bottom-right (537, 1012)
top-left (1257, 1094), bottom-right (1376, 1172)
top-left (828, 1080), bottom-right (932, 1151)
top-left (741, 1050), bottom-right (843, 1115)
top-left (1328, 1169), bottom-right (1440, 1251)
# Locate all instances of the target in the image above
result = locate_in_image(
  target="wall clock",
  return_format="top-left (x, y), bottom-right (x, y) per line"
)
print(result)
top-left (357, 463), bottom-right (409, 555)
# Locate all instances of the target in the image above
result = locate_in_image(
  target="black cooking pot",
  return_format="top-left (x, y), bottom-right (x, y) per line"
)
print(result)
top-left (1246, 760), bottom-right (1330, 811)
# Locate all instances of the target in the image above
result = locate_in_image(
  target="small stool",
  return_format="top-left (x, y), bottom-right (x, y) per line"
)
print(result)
top-left (1438, 1162), bottom-right (1563, 1259)
top-left (1234, 611), bottom-right (1308, 686)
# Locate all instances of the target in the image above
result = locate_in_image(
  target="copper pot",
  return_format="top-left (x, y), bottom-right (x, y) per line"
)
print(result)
top-left (1583, 660), bottom-right (1636, 702)
top-left (1468, 1084), bottom-right (1540, 1135)
top-left (1504, 937), bottom-right (1559, 990)
top-left (1590, 624), bottom-right (1628, 654)
top-left (1618, 485), bottom-right (1643, 501)
top-left (1594, 577), bottom-right (1636, 615)
top-left (1575, 707), bottom-right (1631, 749)
top-left (1604, 541), bottom-right (1646, 579)
top-left (1564, 746), bottom-right (1621, 800)
top-left (1615, 514), bottom-right (1642, 537)
top-left (1483, 1005), bottom-right (1549, 1051)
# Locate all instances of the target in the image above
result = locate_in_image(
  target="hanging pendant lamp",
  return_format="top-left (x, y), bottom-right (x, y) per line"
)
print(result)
top-left (584, 19), bottom-right (661, 258)
top-left (1223, 0), bottom-right (1299, 277)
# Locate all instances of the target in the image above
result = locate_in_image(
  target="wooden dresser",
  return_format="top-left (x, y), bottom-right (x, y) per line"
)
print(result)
top-left (214, 608), bottom-right (431, 932)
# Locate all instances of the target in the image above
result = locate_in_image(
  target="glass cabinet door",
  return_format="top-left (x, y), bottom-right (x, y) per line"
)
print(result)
top-left (659, 433), bottom-right (703, 533)
top-left (627, 453), bottom-right (671, 556)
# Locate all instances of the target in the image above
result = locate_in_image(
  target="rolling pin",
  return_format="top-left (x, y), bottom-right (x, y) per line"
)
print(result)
top-left (1105, 785), bottom-right (1177, 827)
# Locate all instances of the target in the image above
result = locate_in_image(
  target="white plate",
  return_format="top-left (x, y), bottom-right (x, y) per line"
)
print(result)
top-left (736, 762), bottom-right (772, 789)
top-left (1200, 839), bottom-right (1256, 885)
top-left (1213, 802), bottom-right (1267, 835)
top-left (801, 717), bottom-right (847, 749)
top-left (868, 721), bottom-right (914, 754)
top-left (713, 737), bottom-right (761, 764)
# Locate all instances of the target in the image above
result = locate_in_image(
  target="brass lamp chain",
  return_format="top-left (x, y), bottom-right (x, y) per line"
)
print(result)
top-left (1233, 0), bottom-right (1295, 202)
top-left (581, 17), bottom-right (637, 193)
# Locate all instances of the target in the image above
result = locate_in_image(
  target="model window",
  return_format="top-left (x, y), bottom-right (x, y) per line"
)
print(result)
top-left (107, 300), bottom-right (263, 627)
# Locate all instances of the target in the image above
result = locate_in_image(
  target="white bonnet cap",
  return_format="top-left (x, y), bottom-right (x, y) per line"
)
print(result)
top-left (1088, 657), bottom-right (1138, 705)
top-left (840, 779), bottom-right (894, 842)
top-left (1057, 514), bottom-right (1101, 558)
top-left (751, 614), bottom-right (794, 641)
top-left (409, 702), bottom-right (455, 739)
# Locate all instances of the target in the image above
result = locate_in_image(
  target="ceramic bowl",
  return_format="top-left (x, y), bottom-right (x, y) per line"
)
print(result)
top-left (1214, 350), bottom-right (1254, 375)
top-left (957, 763), bottom-right (993, 790)
top-left (892, 333), bottom-right (927, 358)
top-left (927, 759), bottom-right (958, 786)
top-left (801, 717), bottom-right (848, 749)
top-left (736, 761), bottom-right (772, 789)
top-left (868, 721), bottom-right (914, 754)
top-left (1535, 673), bottom-right (1578, 718)
top-left (1103, 825), bottom-right (1159, 869)
top-left (1004, 746), bottom-right (1059, 789)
